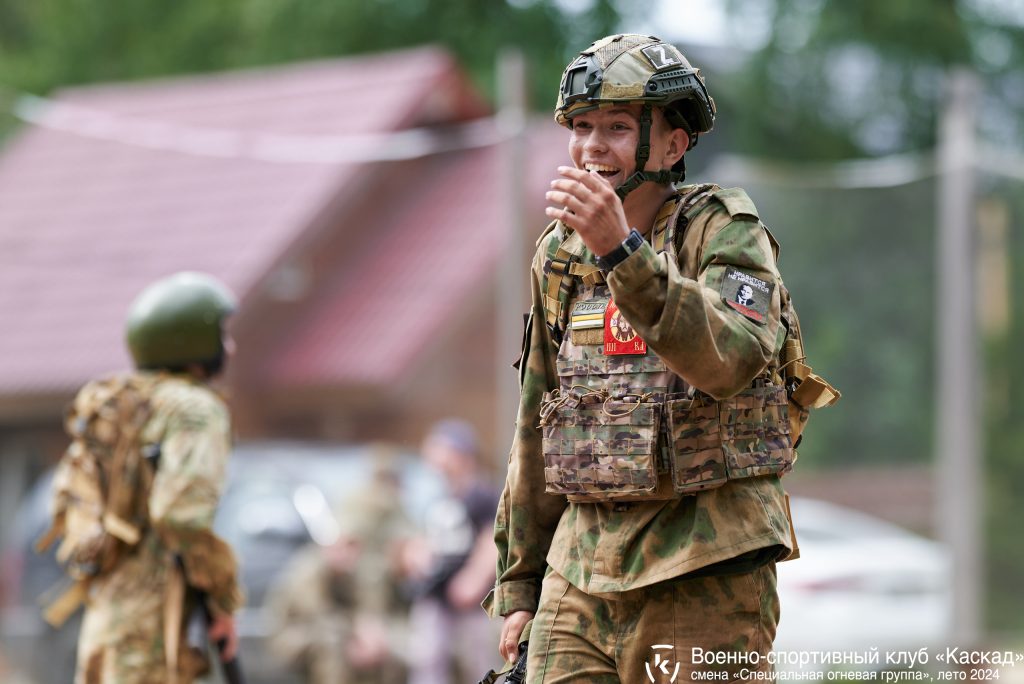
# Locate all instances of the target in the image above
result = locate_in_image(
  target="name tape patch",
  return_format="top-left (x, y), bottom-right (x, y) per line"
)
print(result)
top-left (720, 266), bottom-right (773, 325)
top-left (571, 300), bottom-right (607, 330)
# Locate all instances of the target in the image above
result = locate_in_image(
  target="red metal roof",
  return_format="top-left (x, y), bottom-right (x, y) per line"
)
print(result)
top-left (0, 47), bottom-right (508, 397)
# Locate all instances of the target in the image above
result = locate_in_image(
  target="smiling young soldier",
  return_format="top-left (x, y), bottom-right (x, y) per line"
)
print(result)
top-left (484, 34), bottom-right (838, 683)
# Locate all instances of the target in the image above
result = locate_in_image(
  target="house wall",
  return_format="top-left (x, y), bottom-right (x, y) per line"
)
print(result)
top-left (231, 278), bottom-right (514, 477)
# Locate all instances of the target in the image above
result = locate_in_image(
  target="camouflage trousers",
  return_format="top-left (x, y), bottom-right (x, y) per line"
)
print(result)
top-left (76, 584), bottom-right (207, 684)
top-left (526, 563), bottom-right (779, 684)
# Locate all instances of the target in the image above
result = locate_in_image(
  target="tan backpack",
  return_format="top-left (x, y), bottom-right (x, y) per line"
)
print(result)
top-left (36, 373), bottom-right (158, 626)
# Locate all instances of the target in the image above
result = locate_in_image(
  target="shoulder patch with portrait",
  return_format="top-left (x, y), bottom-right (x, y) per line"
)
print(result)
top-left (720, 266), bottom-right (773, 325)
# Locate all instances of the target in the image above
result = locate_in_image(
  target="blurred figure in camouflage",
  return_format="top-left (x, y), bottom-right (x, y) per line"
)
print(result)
top-left (266, 451), bottom-right (412, 684)
top-left (486, 34), bottom-right (838, 683)
top-left (406, 419), bottom-right (499, 683)
top-left (38, 272), bottom-right (243, 683)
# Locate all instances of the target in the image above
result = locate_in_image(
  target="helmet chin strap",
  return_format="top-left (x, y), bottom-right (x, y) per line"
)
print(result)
top-left (614, 103), bottom-right (686, 201)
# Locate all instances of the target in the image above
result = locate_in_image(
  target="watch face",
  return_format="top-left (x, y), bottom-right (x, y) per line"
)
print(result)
top-left (625, 229), bottom-right (644, 252)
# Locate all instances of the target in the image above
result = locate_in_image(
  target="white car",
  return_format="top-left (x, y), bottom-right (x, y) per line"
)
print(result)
top-left (776, 497), bottom-right (953, 654)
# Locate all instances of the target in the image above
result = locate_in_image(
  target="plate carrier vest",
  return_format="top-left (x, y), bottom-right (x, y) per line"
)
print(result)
top-left (537, 184), bottom-right (839, 503)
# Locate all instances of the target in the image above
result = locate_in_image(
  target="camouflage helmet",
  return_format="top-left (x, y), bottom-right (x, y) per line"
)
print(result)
top-left (125, 272), bottom-right (237, 370)
top-left (555, 34), bottom-right (715, 140)
top-left (555, 34), bottom-right (716, 198)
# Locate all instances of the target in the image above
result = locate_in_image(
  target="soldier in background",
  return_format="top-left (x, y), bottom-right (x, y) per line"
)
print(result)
top-left (266, 451), bottom-right (412, 684)
top-left (41, 272), bottom-right (243, 683)
top-left (487, 34), bottom-right (835, 682)
top-left (405, 419), bottom-right (499, 684)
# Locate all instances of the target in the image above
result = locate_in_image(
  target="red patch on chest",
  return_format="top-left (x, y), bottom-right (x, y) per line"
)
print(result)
top-left (604, 300), bottom-right (647, 355)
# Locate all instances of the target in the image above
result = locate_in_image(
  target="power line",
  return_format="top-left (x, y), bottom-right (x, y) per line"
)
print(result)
top-left (702, 150), bottom-right (939, 189)
top-left (8, 89), bottom-right (1024, 188)
top-left (976, 142), bottom-right (1024, 183)
top-left (11, 92), bottom-right (510, 164)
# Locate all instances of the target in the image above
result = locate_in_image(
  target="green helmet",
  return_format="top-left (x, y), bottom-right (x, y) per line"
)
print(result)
top-left (125, 272), bottom-right (237, 370)
top-left (554, 34), bottom-right (716, 198)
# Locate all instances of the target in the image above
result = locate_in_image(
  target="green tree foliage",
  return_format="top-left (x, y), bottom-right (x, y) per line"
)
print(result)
top-left (722, 0), bottom-right (1024, 159)
top-left (740, 178), bottom-right (936, 473)
top-left (0, 0), bottom-right (621, 113)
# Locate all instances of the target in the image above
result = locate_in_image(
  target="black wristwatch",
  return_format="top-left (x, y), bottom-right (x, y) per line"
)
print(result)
top-left (595, 229), bottom-right (645, 273)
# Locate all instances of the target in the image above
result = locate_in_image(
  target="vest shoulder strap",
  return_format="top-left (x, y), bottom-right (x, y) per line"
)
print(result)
top-left (711, 186), bottom-right (760, 220)
top-left (663, 183), bottom-right (720, 259)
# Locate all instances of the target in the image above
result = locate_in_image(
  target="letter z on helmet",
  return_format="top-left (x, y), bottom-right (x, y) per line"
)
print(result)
top-left (125, 272), bottom-right (237, 370)
top-left (555, 34), bottom-right (715, 198)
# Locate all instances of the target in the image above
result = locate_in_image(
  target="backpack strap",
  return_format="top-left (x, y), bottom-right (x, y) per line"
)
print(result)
top-left (542, 226), bottom-right (600, 345)
top-left (102, 378), bottom-right (155, 547)
top-left (165, 559), bottom-right (188, 684)
top-left (662, 183), bottom-right (720, 258)
top-left (41, 579), bottom-right (91, 627)
top-left (649, 195), bottom-right (683, 253)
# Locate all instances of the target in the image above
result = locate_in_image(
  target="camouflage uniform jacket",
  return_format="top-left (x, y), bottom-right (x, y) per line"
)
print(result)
top-left (486, 185), bottom-right (794, 617)
top-left (76, 373), bottom-right (243, 683)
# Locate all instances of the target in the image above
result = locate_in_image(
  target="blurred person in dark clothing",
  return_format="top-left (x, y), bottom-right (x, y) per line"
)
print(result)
top-left (404, 419), bottom-right (500, 684)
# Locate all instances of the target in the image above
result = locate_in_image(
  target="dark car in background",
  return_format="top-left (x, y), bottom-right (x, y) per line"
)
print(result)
top-left (0, 441), bottom-right (446, 684)
top-left (0, 467), bottom-right (77, 684)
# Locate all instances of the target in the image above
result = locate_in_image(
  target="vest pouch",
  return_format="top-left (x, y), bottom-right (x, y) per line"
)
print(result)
top-left (787, 398), bottom-right (809, 447)
top-left (665, 397), bottom-right (728, 494)
top-left (721, 385), bottom-right (794, 479)
top-left (542, 398), bottom-right (661, 501)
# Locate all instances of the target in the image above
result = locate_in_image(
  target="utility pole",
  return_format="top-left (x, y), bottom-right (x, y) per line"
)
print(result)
top-left (495, 48), bottom-right (527, 471)
top-left (935, 68), bottom-right (982, 647)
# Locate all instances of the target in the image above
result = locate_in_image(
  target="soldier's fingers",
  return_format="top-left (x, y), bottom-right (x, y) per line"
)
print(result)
top-left (555, 164), bottom-right (596, 183)
top-left (551, 176), bottom-right (619, 213)
top-left (585, 169), bottom-right (616, 194)
top-left (556, 164), bottom-right (588, 179)
top-left (579, 169), bottom-right (609, 193)
top-left (208, 621), bottom-right (225, 640)
top-left (217, 626), bottom-right (238, 662)
top-left (499, 621), bottom-right (519, 661)
top-left (545, 189), bottom-right (585, 211)
top-left (544, 205), bottom-right (578, 227)
top-left (208, 615), bottom-right (238, 662)
top-left (549, 178), bottom-right (591, 199)
top-left (556, 165), bottom-right (605, 193)
top-left (549, 177), bottom-right (576, 190)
